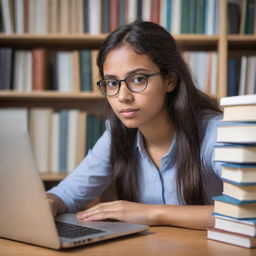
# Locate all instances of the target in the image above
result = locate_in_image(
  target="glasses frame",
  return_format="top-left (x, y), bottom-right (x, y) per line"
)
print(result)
top-left (97, 72), bottom-right (162, 96)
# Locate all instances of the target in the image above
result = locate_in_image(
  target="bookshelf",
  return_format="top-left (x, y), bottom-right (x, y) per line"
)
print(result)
top-left (0, 0), bottom-right (256, 183)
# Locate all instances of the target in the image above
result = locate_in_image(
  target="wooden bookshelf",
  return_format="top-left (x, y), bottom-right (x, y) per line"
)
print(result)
top-left (40, 172), bottom-right (68, 182)
top-left (0, 91), bottom-right (105, 111)
top-left (0, 0), bottom-right (255, 182)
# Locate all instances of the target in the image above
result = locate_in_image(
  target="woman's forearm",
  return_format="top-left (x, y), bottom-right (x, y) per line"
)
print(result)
top-left (154, 204), bottom-right (215, 230)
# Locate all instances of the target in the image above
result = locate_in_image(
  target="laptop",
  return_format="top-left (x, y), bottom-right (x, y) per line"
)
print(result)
top-left (0, 109), bottom-right (149, 249)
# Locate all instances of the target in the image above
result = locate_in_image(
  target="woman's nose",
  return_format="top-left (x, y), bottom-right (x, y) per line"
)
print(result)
top-left (118, 81), bottom-right (134, 103)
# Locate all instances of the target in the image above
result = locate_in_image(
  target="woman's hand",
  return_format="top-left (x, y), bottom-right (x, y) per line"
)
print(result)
top-left (76, 200), bottom-right (160, 225)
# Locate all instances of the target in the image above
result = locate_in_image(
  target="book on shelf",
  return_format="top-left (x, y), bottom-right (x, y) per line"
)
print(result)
top-left (28, 109), bottom-right (102, 173)
top-left (29, 108), bottom-right (52, 173)
top-left (214, 144), bottom-right (256, 163)
top-left (32, 48), bottom-right (47, 91)
top-left (0, 48), bottom-right (13, 90)
top-left (227, 58), bottom-right (241, 96)
top-left (109, 0), bottom-right (119, 32)
top-left (221, 163), bottom-right (256, 183)
top-left (13, 50), bottom-right (32, 92)
top-left (0, 0), bottom-right (220, 35)
top-left (72, 51), bottom-right (81, 92)
top-left (0, 0), bottom-right (14, 34)
top-left (227, 0), bottom-right (241, 34)
top-left (59, 110), bottom-right (68, 172)
top-left (213, 194), bottom-right (256, 219)
top-left (216, 122), bottom-right (256, 143)
top-left (207, 227), bottom-right (256, 248)
top-left (80, 50), bottom-right (92, 91)
top-left (213, 213), bottom-right (256, 237)
top-left (222, 179), bottom-right (256, 201)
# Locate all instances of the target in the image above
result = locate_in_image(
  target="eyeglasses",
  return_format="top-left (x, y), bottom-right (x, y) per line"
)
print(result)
top-left (97, 72), bottom-right (162, 96)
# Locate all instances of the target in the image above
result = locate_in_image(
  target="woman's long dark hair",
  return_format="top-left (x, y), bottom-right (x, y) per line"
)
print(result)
top-left (97, 21), bottom-right (221, 205)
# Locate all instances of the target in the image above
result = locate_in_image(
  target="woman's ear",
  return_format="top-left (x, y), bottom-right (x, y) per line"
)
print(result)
top-left (166, 73), bottom-right (177, 92)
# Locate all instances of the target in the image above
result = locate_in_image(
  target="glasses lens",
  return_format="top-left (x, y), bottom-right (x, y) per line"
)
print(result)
top-left (127, 74), bottom-right (147, 92)
top-left (99, 80), bottom-right (119, 96)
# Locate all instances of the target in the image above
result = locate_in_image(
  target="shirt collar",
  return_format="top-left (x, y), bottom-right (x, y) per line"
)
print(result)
top-left (136, 130), bottom-right (176, 165)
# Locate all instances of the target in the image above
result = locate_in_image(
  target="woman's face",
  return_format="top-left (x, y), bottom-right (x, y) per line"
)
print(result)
top-left (103, 45), bottom-right (175, 130)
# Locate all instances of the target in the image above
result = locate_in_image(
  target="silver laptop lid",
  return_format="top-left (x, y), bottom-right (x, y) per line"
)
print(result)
top-left (0, 109), bottom-right (60, 249)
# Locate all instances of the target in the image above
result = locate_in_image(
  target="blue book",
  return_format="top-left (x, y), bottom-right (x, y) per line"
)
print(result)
top-left (214, 144), bottom-right (256, 164)
top-left (216, 121), bottom-right (256, 144)
top-left (221, 178), bottom-right (256, 186)
top-left (166, 0), bottom-right (172, 32)
top-left (59, 110), bottom-right (68, 172)
top-left (213, 194), bottom-right (256, 219)
top-left (213, 213), bottom-right (256, 237)
top-left (213, 194), bottom-right (256, 205)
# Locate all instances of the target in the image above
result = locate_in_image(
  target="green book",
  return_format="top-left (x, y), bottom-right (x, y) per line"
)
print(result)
top-left (79, 50), bottom-right (92, 91)
top-left (195, 0), bottom-right (206, 34)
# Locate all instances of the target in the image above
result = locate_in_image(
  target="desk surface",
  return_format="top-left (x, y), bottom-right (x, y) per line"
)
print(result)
top-left (0, 226), bottom-right (255, 256)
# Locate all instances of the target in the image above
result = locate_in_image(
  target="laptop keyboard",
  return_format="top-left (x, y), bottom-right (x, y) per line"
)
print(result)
top-left (55, 221), bottom-right (106, 239)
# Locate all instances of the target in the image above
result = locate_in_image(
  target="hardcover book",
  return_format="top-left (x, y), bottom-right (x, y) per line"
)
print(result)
top-left (214, 144), bottom-right (256, 163)
top-left (221, 163), bottom-right (256, 183)
top-left (207, 228), bottom-right (256, 248)
top-left (216, 122), bottom-right (256, 143)
top-left (213, 213), bottom-right (256, 237)
top-left (213, 194), bottom-right (256, 219)
top-left (222, 180), bottom-right (256, 201)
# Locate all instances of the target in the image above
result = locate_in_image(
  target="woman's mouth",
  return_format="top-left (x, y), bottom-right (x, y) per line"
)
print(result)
top-left (119, 108), bottom-right (140, 118)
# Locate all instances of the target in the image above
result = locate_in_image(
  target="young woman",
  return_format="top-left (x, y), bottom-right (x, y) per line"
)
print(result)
top-left (47, 21), bottom-right (223, 230)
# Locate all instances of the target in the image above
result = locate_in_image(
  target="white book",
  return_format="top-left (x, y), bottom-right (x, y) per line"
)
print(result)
top-left (14, 0), bottom-right (24, 34)
top-left (214, 214), bottom-right (256, 237)
top-left (205, 0), bottom-right (214, 35)
top-left (217, 123), bottom-right (256, 144)
top-left (171, 0), bottom-right (181, 34)
top-left (220, 94), bottom-right (256, 106)
top-left (142, 0), bottom-right (151, 21)
top-left (160, 0), bottom-right (167, 28)
top-left (29, 109), bottom-right (52, 173)
top-left (67, 110), bottom-right (80, 173)
top-left (239, 56), bottom-right (248, 95)
top-left (221, 163), bottom-right (256, 183)
top-left (214, 145), bottom-right (256, 163)
top-left (197, 52), bottom-right (208, 92)
top-left (57, 52), bottom-right (73, 92)
top-left (207, 228), bottom-right (256, 248)
top-left (28, 0), bottom-right (35, 34)
top-left (210, 52), bottom-right (218, 94)
top-left (127, 0), bottom-right (137, 23)
top-left (13, 51), bottom-right (24, 91)
top-left (247, 57), bottom-right (256, 95)
top-left (59, 0), bottom-right (70, 34)
top-left (88, 0), bottom-right (101, 34)
top-left (35, 0), bottom-right (48, 34)
top-left (49, 0), bottom-right (58, 33)
top-left (50, 111), bottom-right (60, 173)
top-left (1, 0), bottom-right (14, 34)
top-left (23, 51), bottom-right (32, 92)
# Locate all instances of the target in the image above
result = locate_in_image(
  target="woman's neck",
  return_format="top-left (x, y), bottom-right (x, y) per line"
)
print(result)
top-left (139, 112), bottom-right (175, 154)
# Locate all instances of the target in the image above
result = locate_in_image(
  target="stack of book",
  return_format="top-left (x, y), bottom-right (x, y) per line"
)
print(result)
top-left (207, 94), bottom-right (256, 248)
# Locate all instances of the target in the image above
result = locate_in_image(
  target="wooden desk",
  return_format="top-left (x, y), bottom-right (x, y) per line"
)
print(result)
top-left (0, 226), bottom-right (255, 256)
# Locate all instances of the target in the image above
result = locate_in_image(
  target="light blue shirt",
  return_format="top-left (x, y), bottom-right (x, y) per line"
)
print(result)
top-left (48, 114), bottom-right (223, 212)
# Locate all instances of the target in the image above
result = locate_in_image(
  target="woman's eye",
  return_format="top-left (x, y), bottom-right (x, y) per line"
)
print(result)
top-left (106, 80), bottom-right (118, 87)
top-left (132, 75), bottom-right (146, 84)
